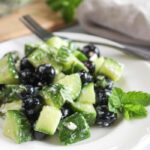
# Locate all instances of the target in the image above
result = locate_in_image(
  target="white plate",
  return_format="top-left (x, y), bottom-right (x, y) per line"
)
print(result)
top-left (0, 32), bottom-right (150, 150)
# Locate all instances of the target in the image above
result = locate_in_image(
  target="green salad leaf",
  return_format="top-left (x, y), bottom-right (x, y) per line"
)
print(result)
top-left (123, 104), bottom-right (147, 120)
top-left (108, 87), bottom-right (124, 113)
top-left (108, 87), bottom-right (150, 120)
top-left (46, 0), bottom-right (83, 23)
top-left (121, 91), bottom-right (150, 106)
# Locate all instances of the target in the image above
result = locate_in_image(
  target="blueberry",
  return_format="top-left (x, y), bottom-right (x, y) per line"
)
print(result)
top-left (105, 78), bottom-right (114, 90)
top-left (20, 87), bottom-right (43, 122)
top-left (20, 57), bottom-right (34, 71)
top-left (36, 64), bottom-right (55, 86)
top-left (33, 131), bottom-right (48, 140)
top-left (0, 84), bottom-right (4, 90)
top-left (82, 44), bottom-right (100, 58)
top-left (95, 105), bottom-right (117, 127)
top-left (83, 60), bottom-right (95, 74)
top-left (22, 95), bottom-right (43, 121)
top-left (78, 70), bottom-right (93, 85)
top-left (19, 69), bottom-right (38, 85)
top-left (61, 103), bottom-right (73, 119)
top-left (95, 87), bottom-right (112, 106)
top-left (25, 85), bottom-right (41, 96)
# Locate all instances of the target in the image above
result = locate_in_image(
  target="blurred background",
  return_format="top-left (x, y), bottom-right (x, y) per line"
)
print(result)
top-left (0, 0), bottom-right (150, 51)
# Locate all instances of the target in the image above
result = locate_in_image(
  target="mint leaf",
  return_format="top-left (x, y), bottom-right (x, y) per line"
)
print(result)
top-left (123, 104), bottom-right (147, 120)
top-left (121, 91), bottom-right (150, 106)
top-left (108, 87), bottom-right (125, 113)
top-left (47, 0), bottom-right (83, 23)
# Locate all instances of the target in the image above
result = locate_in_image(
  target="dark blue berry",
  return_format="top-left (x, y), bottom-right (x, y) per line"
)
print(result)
top-left (0, 84), bottom-right (4, 90)
top-left (83, 60), bottom-right (95, 74)
top-left (20, 86), bottom-right (43, 122)
top-left (105, 78), bottom-right (114, 90)
top-left (20, 57), bottom-right (34, 71)
top-left (22, 95), bottom-right (43, 121)
top-left (36, 64), bottom-right (55, 86)
top-left (95, 105), bottom-right (117, 127)
top-left (82, 44), bottom-right (100, 58)
top-left (33, 131), bottom-right (48, 140)
top-left (78, 70), bottom-right (93, 85)
top-left (61, 103), bottom-right (73, 119)
top-left (95, 87), bottom-right (111, 106)
top-left (19, 69), bottom-right (38, 85)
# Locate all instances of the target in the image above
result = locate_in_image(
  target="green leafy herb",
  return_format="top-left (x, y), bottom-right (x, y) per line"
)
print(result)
top-left (108, 87), bottom-right (150, 120)
top-left (47, 0), bottom-right (83, 23)
top-left (123, 104), bottom-right (147, 120)
top-left (121, 91), bottom-right (150, 106)
top-left (108, 87), bottom-right (125, 113)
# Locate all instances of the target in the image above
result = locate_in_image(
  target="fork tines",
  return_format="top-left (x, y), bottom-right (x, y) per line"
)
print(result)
top-left (20, 15), bottom-right (53, 41)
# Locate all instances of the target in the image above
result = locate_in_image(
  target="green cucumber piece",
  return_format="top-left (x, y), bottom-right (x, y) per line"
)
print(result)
top-left (77, 83), bottom-right (95, 104)
top-left (0, 53), bottom-right (19, 84)
top-left (3, 110), bottom-right (32, 143)
top-left (54, 72), bottom-right (65, 83)
top-left (39, 84), bottom-right (72, 109)
top-left (3, 85), bottom-right (26, 103)
top-left (100, 57), bottom-right (124, 81)
top-left (57, 73), bottom-right (81, 100)
top-left (28, 49), bottom-right (62, 73)
top-left (46, 36), bottom-right (68, 49)
top-left (58, 112), bottom-right (90, 145)
top-left (72, 50), bottom-right (88, 61)
top-left (1, 100), bottom-right (22, 114)
top-left (25, 42), bottom-right (46, 56)
top-left (71, 58), bottom-right (88, 73)
top-left (35, 106), bottom-right (62, 135)
top-left (11, 51), bottom-right (20, 63)
top-left (56, 47), bottom-right (88, 73)
top-left (56, 46), bottom-right (74, 71)
top-left (71, 102), bottom-right (96, 126)
top-left (92, 57), bottom-right (104, 74)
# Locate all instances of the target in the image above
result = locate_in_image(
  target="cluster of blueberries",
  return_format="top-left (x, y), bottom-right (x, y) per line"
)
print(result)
top-left (18, 44), bottom-right (117, 140)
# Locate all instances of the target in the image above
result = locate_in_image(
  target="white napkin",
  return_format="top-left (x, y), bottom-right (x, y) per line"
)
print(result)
top-left (77, 0), bottom-right (150, 47)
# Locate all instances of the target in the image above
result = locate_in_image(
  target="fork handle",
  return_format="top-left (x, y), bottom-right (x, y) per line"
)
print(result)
top-left (55, 34), bottom-right (150, 60)
top-left (73, 39), bottom-right (150, 60)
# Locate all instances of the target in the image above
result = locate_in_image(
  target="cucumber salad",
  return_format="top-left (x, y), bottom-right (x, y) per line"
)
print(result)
top-left (0, 36), bottom-right (150, 145)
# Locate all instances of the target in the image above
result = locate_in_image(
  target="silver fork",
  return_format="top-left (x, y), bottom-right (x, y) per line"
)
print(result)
top-left (20, 15), bottom-right (150, 60)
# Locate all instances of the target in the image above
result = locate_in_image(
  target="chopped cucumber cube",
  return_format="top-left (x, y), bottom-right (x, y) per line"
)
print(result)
top-left (92, 57), bottom-right (104, 74)
top-left (0, 53), bottom-right (19, 84)
top-left (46, 36), bottom-right (68, 49)
top-left (39, 84), bottom-right (72, 109)
top-left (35, 106), bottom-right (62, 135)
top-left (3, 110), bottom-right (32, 143)
top-left (28, 49), bottom-right (62, 73)
top-left (25, 42), bottom-right (48, 56)
top-left (72, 50), bottom-right (88, 61)
top-left (100, 57), bottom-right (124, 81)
top-left (57, 73), bottom-right (81, 100)
top-left (54, 72), bottom-right (65, 83)
top-left (77, 83), bottom-right (96, 104)
top-left (56, 46), bottom-right (74, 71)
top-left (71, 102), bottom-right (96, 126)
top-left (58, 112), bottom-right (90, 145)
top-left (1, 100), bottom-right (22, 114)
top-left (56, 47), bottom-right (88, 73)
top-left (71, 58), bottom-right (88, 73)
